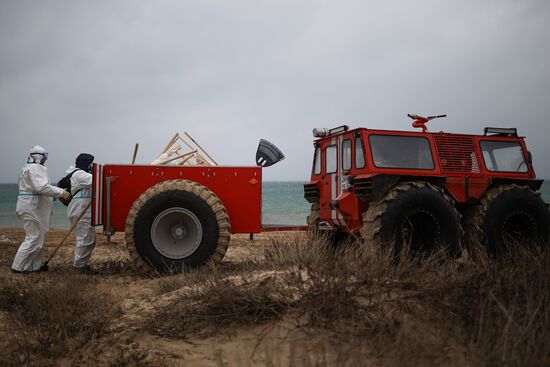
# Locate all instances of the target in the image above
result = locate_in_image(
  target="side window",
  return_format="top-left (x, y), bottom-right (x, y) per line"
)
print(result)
top-left (355, 137), bottom-right (366, 168)
top-left (369, 135), bottom-right (434, 169)
top-left (342, 139), bottom-right (352, 171)
top-left (326, 145), bottom-right (337, 173)
top-left (480, 140), bottom-right (527, 173)
top-left (313, 146), bottom-right (321, 175)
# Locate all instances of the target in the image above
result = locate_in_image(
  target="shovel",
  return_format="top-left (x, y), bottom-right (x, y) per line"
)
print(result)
top-left (40, 200), bottom-right (93, 270)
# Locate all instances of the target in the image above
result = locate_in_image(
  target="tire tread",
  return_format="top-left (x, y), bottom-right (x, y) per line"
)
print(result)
top-left (360, 181), bottom-right (463, 249)
top-left (124, 179), bottom-right (231, 274)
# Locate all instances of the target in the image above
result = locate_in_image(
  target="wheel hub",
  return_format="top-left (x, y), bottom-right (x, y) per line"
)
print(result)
top-left (151, 207), bottom-right (203, 259)
top-left (171, 224), bottom-right (187, 240)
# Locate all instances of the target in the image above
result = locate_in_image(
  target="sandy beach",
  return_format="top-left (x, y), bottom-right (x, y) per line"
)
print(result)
top-left (1, 227), bottom-right (549, 366)
top-left (0, 228), bottom-right (336, 366)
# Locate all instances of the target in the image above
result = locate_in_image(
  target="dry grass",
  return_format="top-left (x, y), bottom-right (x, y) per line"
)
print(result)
top-left (0, 273), bottom-right (118, 366)
top-left (144, 234), bottom-right (550, 366)
top-left (0, 232), bottom-right (548, 366)
top-left (151, 274), bottom-right (291, 339)
top-left (458, 246), bottom-right (550, 366)
top-left (264, 232), bottom-right (334, 269)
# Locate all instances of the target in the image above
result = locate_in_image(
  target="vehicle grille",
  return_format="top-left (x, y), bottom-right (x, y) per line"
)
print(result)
top-left (434, 135), bottom-right (480, 174)
top-left (303, 183), bottom-right (320, 203)
top-left (353, 178), bottom-right (373, 200)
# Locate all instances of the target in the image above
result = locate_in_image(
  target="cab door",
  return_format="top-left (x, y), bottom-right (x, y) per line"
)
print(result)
top-left (317, 137), bottom-right (338, 226)
top-left (318, 133), bottom-right (353, 229)
top-left (334, 132), bottom-right (358, 229)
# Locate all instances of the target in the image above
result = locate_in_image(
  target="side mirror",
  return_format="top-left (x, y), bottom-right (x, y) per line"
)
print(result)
top-left (256, 139), bottom-right (285, 167)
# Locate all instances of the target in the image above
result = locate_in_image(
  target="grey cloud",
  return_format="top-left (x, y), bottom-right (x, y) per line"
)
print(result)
top-left (1, 0), bottom-right (549, 183)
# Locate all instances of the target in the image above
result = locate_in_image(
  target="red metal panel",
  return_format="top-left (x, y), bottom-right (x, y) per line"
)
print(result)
top-left (445, 177), bottom-right (467, 202)
top-left (469, 177), bottom-right (491, 200)
top-left (102, 165), bottom-right (262, 234)
top-left (337, 191), bottom-right (363, 232)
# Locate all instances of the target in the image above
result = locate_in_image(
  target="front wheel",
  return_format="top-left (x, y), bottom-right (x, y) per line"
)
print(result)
top-left (125, 180), bottom-right (231, 274)
top-left (361, 182), bottom-right (462, 259)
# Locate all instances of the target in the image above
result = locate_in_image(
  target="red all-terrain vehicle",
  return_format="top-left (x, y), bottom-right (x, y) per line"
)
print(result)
top-left (304, 115), bottom-right (549, 256)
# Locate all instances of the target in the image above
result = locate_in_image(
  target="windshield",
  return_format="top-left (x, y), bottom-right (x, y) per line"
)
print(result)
top-left (480, 140), bottom-right (527, 173)
top-left (369, 135), bottom-right (434, 170)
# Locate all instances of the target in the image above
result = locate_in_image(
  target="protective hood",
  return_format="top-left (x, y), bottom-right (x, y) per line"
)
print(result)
top-left (30, 145), bottom-right (47, 155)
top-left (28, 145), bottom-right (48, 165)
top-left (75, 153), bottom-right (94, 172)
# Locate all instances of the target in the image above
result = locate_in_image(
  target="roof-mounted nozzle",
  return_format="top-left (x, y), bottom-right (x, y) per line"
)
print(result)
top-left (408, 114), bottom-right (446, 133)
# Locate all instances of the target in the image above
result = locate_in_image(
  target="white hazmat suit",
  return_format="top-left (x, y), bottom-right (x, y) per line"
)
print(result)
top-left (12, 154), bottom-right (66, 272)
top-left (67, 168), bottom-right (96, 268)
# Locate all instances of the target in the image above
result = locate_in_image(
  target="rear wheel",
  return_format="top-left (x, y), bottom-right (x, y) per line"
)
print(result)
top-left (125, 180), bottom-right (231, 274)
top-left (361, 182), bottom-right (462, 259)
top-left (463, 184), bottom-right (549, 256)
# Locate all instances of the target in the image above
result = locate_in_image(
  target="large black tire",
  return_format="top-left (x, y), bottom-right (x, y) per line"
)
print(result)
top-left (361, 182), bottom-right (462, 258)
top-left (463, 184), bottom-right (550, 256)
top-left (125, 180), bottom-right (231, 274)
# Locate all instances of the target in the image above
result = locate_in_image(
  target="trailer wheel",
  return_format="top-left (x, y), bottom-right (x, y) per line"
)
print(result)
top-left (125, 180), bottom-right (230, 274)
top-left (361, 182), bottom-right (462, 259)
top-left (463, 184), bottom-right (549, 256)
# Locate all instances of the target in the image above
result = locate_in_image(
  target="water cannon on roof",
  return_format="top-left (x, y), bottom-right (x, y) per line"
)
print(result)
top-left (408, 114), bottom-right (447, 133)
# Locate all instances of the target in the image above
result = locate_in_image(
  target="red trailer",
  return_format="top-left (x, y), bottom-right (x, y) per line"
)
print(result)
top-left (91, 141), bottom-right (289, 273)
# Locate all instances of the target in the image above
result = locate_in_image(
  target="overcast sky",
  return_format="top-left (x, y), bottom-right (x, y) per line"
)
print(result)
top-left (1, 0), bottom-right (549, 183)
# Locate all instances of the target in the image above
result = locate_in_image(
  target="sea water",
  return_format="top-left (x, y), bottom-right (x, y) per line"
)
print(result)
top-left (1, 181), bottom-right (549, 228)
top-left (0, 182), bottom-right (311, 228)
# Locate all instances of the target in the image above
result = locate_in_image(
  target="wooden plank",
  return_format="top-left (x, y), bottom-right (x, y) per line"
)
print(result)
top-left (131, 143), bottom-right (139, 164)
top-left (161, 133), bottom-right (179, 154)
top-left (184, 132), bottom-right (219, 165)
top-left (158, 150), bottom-right (197, 165)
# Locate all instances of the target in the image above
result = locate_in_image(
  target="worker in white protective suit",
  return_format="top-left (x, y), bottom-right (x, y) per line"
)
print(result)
top-left (67, 153), bottom-right (96, 272)
top-left (12, 146), bottom-right (71, 272)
